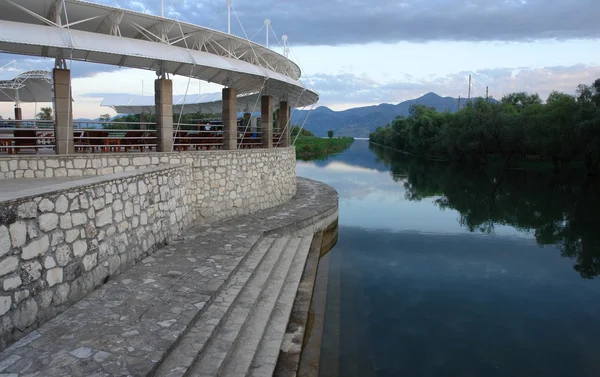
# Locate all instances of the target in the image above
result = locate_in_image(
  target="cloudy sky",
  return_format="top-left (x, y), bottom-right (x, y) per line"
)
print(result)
top-left (1, 0), bottom-right (600, 119)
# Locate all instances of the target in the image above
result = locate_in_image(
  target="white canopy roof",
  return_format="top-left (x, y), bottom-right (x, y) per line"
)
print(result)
top-left (0, 69), bottom-right (53, 103)
top-left (101, 92), bottom-right (271, 115)
top-left (0, 0), bottom-right (318, 108)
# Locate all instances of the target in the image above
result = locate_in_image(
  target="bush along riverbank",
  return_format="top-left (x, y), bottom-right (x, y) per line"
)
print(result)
top-left (369, 79), bottom-right (600, 175)
top-left (294, 136), bottom-right (354, 161)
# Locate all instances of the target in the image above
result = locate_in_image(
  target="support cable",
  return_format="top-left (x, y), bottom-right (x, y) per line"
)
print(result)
top-left (292, 104), bottom-right (315, 146)
top-left (230, 5), bottom-right (261, 70)
top-left (276, 89), bottom-right (305, 146)
top-left (61, 0), bottom-right (75, 154)
top-left (168, 0), bottom-right (196, 152)
top-left (238, 78), bottom-right (267, 149)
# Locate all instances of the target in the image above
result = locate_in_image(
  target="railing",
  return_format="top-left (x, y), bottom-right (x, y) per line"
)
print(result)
top-left (0, 119), bottom-right (284, 154)
top-left (0, 119), bottom-right (55, 154)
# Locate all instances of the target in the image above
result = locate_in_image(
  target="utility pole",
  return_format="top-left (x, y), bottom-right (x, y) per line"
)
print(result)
top-left (486, 86), bottom-right (489, 102)
top-left (227, 0), bottom-right (232, 34)
top-left (457, 95), bottom-right (461, 111)
top-left (467, 74), bottom-right (472, 102)
top-left (161, 0), bottom-right (164, 17)
top-left (282, 35), bottom-right (288, 58)
top-left (265, 19), bottom-right (270, 48)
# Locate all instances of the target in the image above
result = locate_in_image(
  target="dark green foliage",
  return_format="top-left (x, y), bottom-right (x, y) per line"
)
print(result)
top-left (291, 125), bottom-right (314, 138)
top-left (369, 79), bottom-right (600, 175)
top-left (36, 107), bottom-right (52, 120)
top-left (370, 144), bottom-right (600, 279)
top-left (294, 136), bottom-right (354, 160)
top-left (327, 130), bottom-right (334, 138)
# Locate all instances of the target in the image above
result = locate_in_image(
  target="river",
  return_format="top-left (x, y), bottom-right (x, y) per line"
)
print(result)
top-left (295, 140), bottom-right (600, 377)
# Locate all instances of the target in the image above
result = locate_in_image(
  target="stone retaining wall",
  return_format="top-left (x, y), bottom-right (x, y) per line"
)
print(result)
top-left (0, 165), bottom-right (194, 348)
top-left (0, 148), bottom-right (297, 347)
top-left (0, 148), bottom-right (295, 180)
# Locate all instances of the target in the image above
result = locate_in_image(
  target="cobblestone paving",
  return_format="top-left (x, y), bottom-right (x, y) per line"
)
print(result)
top-left (0, 178), bottom-right (338, 376)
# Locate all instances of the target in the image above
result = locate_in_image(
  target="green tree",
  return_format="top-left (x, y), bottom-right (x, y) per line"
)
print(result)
top-left (501, 92), bottom-right (542, 111)
top-left (369, 77), bottom-right (600, 173)
top-left (291, 125), bottom-right (314, 138)
top-left (327, 130), bottom-right (334, 138)
top-left (37, 107), bottom-right (52, 120)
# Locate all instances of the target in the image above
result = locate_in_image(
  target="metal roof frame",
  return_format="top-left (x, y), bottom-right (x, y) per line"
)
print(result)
top-left (0, 69), bottom-right (53, 103)
top-left (0, 0), bottom-right (318, 108)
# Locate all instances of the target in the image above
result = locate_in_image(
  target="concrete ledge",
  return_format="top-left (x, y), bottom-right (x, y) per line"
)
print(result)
top-left (0, 147), bottom-right (296, 180)
top-left (0, 178), bottom-right (338, 376)
top-left (0, 165), bottom-right (185, 203)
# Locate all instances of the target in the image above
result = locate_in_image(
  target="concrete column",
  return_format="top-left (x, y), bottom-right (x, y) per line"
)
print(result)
top-left (261, 95), bottom-right (273, 148)
top-left (155, 78), bottom-right (173, 152)
top-left (14, 107), bottom-right (22, 122)
top-left (222, 88), bottom-right (237, 150)
top-left (53, 68), bottom-right (74, 154)
top-left (278, 101), bottom-right (290, 147)
top-left (139, 113), bottom-right (147, 130)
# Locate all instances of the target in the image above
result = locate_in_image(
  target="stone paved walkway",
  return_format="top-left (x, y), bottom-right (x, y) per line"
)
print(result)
top-left (0, 178), bottom-right (338, 376)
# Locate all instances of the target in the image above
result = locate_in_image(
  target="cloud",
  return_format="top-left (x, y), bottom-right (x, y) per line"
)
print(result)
top-left (94, 0), bottom-right (600, 46)
top-left (311, 65), bottom-right (600, 107)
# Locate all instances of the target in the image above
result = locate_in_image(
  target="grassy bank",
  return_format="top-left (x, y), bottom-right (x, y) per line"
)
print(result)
top-left (294, 136), bottom-right (354, 160)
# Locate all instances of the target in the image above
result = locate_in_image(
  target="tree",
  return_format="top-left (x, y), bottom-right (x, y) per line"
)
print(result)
top-left (291, 125), bottom-right (314, 138)
top-left (99, 113), bottom-right (112, 129)
top-left (369, 77), bottom-right (600, 173)
top-left (37, 107), bottom-right (52, 120)
top-left (327, 130), bottom-right (334, 138)
top-left (500, 92), bottom-right (542, 111)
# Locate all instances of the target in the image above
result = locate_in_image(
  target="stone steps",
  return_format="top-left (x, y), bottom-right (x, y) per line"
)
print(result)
top-left (0, 178), bottom-right (339, 377)
top-left (182, 235), bottom-right (309, 377)
top-left (217, 236), bottom-right (304, 377)
top-left (248, 235), bottom-right (314, 377)
top-left (151, 235), bottom-right (280, 377)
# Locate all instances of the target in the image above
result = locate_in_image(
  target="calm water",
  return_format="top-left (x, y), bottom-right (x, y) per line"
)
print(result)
top-left (296, 140), bottom-right (600, 377)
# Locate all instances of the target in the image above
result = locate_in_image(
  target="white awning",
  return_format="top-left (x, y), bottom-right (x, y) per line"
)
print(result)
top-left (0, 0), bottom-right (318, 108)
top-left (101, 92), bottom-right (296, 114)
top-left (0, 70), bottom-right (53, 103)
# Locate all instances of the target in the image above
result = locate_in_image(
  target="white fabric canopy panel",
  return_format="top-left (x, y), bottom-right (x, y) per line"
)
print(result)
top-left (102, 92), bottom-right (294, 115)
top-left (0, 69), bottom-right (53, 103)
top-left (0, 0), bottom-right (318, 108)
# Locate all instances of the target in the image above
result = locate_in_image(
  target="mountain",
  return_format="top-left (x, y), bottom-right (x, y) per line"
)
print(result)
top-left (291, 92), bottom-right (492, 137)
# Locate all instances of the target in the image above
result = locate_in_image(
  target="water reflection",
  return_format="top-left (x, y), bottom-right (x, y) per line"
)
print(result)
top-left (296, 140), bottom-right (600, 377)
top-left (369, 144), bottom-right (600, 279)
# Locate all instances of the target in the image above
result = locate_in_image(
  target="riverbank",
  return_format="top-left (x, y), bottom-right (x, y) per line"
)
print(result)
top-left (294, 136), bottom-right (354, 160)
top-left (370, 141), bottom-right (588, 174)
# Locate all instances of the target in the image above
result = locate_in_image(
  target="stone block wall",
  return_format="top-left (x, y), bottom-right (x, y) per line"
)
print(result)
top-left (0, 148), bottom-right (297, 224)
top-left (0, 148), bottom-right (296, 181)
top-left (0, 165), bottom-right (194, 348)
top-left (0, 148), bottom-right (297, 347)
top-left (192, 150), bottom-right (297, 223)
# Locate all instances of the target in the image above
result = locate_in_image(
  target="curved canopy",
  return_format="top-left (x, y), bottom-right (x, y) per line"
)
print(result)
top-left (0, 69), bottom-right (52, 102)
top-left (101, 92), bottom-right (271, 115)
top-left (0, 0), bottom-right (318, 108)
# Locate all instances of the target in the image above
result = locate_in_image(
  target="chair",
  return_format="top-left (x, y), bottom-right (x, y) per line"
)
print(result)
top-left (174, 131), bottom-right (189, 151)
top-left (122, 131), bottom-right (145, 152)
top-left (77, 130), bottom-right (109, 153)
top-left (0, 128), bottom-right (12, 154)
top-left (13, 129), bottom-right (38, 154)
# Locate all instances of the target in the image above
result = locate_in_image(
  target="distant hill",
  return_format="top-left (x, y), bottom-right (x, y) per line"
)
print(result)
top-left (74, 118), bottom-right (102, 128)
top-left (291, 92), bottom-right (494, 137)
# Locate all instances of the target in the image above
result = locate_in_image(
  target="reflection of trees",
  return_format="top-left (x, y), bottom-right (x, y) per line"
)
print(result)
top-left (370, 144), bottom-right (600, 279)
